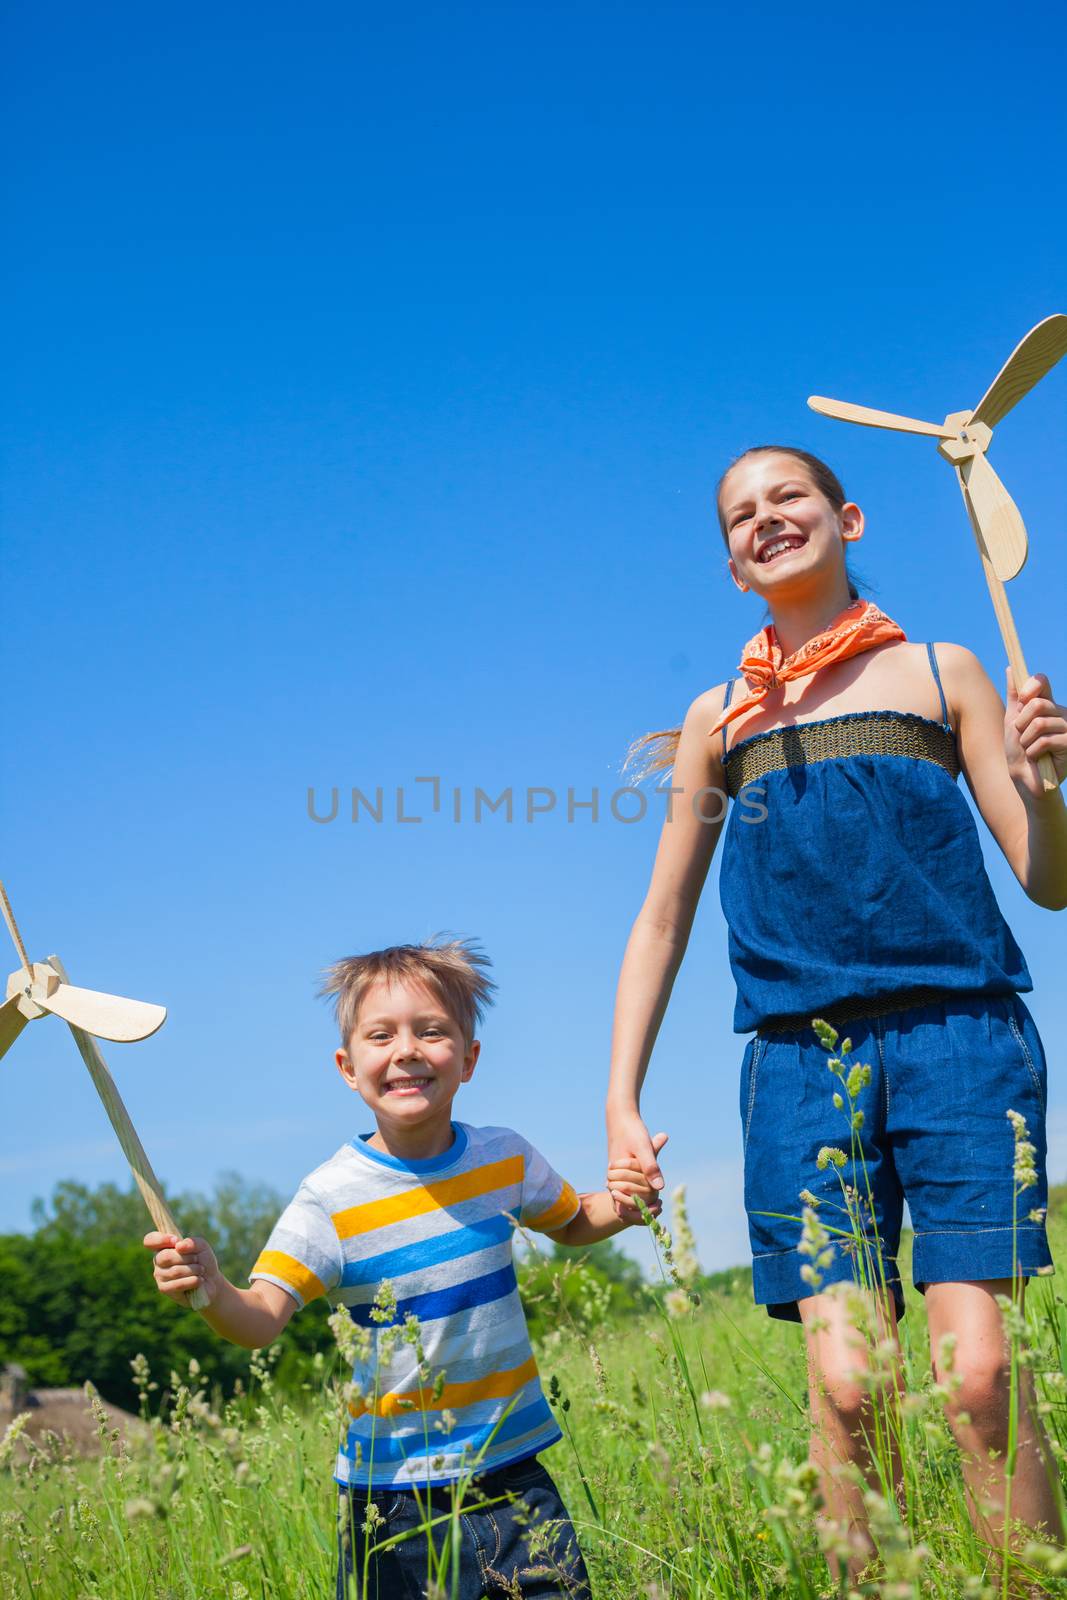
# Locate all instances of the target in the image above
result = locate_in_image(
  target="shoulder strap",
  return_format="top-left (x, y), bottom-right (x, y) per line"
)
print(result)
top-left (721, 678), bottom-right (735, 757)
top-left (926, 642), bottom-right (950, 728)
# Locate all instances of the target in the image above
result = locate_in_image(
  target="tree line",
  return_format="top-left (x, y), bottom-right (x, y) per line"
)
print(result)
top-left (0, 1175), bottom-right (673, 1413)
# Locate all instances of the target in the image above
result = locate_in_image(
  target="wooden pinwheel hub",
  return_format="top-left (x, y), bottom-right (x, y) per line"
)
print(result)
top-left (937, 413), bottom-right (992, 465)
top-left (5, 961), bottom-right (62, 1021)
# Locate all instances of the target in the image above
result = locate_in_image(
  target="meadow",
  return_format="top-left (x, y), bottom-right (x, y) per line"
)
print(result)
top-left (4, 1084), bottom-right (1067, 1600)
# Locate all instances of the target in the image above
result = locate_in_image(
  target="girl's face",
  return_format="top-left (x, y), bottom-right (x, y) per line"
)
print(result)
top-left (719, 452), bottom-right (862, 599)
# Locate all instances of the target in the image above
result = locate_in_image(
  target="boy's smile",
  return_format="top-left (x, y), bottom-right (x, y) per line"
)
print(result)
top-left (336, 977), bottom-right (479, 1159)
top-left (383, 1071), bottom-right (434, 1096)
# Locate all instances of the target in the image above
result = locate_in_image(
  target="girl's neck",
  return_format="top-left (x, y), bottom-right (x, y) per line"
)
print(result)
top-left (767, 579), bottom-right (856, 658)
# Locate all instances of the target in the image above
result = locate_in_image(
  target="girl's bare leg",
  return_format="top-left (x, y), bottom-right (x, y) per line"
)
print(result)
top-left (925, 1280), bottom-right (1064, 1550)
top-left (799, 1286), bottom-right (903, 1584)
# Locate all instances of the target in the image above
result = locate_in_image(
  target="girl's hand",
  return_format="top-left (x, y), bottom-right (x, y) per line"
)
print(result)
top-left (1004, 670), bottom-right (1067, 797)
top-left (607, 1139), bottom-right (668, 1220)
top-left (606, 1110), bottom-right (667, 1220)
top-left (144, 1231), bottom-right (221, 1306)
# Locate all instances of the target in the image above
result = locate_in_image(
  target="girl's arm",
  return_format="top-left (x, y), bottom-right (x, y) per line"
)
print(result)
top-left (938, 644), bottom-right (1067, 910)
top-left (547, 1189), bottom-right (635, 1246)
top-left (606, 684), bottom-right (730, 1212)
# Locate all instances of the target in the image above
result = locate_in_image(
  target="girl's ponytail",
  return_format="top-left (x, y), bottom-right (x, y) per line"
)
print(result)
top-left (623, 722), bottom-right (684, 780)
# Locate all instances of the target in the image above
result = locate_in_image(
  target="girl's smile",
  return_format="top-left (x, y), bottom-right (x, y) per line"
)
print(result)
top-left (757, 534), bottom-right (808, 564)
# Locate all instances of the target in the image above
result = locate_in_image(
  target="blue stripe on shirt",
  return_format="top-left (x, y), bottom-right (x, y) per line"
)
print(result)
top-left (340, 1212), bottom-right (514, 1288)
top-left (346, 1262), bottom-right (518, 1328)
top-left (341, 1395), bottom-right (556, 1464)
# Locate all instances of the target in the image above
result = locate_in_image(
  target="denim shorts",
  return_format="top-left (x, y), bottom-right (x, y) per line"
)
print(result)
top-left (739, 991), bottom-right (1053, 1321)
top-left (336, 1454), bottom-right (591, 1599)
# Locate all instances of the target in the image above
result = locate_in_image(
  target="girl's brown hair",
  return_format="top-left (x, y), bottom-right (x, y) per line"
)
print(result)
top-left (715, 445), bottom-right (849, 538)
top-left (624, 446), bottom-right (860, 779)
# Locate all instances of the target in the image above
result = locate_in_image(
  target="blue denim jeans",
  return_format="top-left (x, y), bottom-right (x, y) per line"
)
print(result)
top-left (336, 1455), bottom-right (591, 1598)
top-left (740, 992), bottom-right (1053, 1320)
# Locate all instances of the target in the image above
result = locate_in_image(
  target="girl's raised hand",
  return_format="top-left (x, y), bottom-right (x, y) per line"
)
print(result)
top-left (143, 1231), bottom-right (221, 1306)
top-left (1004, 670), bottom-right (1067, 796)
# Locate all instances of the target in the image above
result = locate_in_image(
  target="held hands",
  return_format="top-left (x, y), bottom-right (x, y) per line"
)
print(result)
top-left (607, 1126), bottom-right (669, 1223)
top-left (144, 1231), bottom-right (221, 1307)
top-left (1005, 670), bottom-right (1067, 796)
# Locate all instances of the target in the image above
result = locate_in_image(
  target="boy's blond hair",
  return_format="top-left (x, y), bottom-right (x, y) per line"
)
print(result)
top-left (319, 936), bottom-right (497, 1048)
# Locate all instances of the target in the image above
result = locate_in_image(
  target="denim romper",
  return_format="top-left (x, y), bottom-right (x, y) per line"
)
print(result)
top-left (718, 642), bottom-right (1052, 1319)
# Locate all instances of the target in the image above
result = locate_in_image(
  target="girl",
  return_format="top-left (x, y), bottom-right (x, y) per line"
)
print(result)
top-left (605, 445), bottom-right (1067, 1574)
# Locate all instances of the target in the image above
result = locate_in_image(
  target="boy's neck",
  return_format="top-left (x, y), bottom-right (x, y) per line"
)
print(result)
top-left (366, 1111), bottom-right (458, 1164)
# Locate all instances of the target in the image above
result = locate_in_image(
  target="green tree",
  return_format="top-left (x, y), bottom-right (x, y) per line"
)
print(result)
top-left (2, 1174), bottom-right (330, 1411)
top-left (519, 1238), bottom-right (649, 1341)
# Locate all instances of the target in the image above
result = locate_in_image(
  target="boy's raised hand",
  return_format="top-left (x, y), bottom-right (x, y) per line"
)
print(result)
top-left (144, 1231), bottom-right (222, 1306)
top-left (607, 1131), bottom-right (669, 1221)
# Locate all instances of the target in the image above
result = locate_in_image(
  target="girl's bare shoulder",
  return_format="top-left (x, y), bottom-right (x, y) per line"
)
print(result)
top-left (928, 641), bottom-right (991, 699)
top-left (928, 640), bottom-right (984, 671)
top-left (905, 642), bottom-right (993, 736)
top-left (883, 636), bottom-right (978, 674)
top-left (680, 681), bottom-right (737, 746)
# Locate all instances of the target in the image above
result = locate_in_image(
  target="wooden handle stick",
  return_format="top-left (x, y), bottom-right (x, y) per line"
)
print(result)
top-left (954, 473), bottom-right (1061, 794)
top-left (0, 881), bottom-right (34, 981)
top-left (47, 953), bottom-right (210, 1312)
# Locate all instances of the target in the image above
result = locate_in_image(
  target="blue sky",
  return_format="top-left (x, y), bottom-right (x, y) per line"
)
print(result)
top-left (2, 2), bottom-right (1065, 1273)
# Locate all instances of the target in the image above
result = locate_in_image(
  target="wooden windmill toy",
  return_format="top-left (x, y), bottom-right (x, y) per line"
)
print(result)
top-left (0, 880), bottom-right (208, 1308)
top-left (809, 314), bottom-right (1067, 792)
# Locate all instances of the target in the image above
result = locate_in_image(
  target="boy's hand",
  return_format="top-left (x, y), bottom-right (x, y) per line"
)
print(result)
top-left (607, 1132), bottom-right (669, 1222)
top-left (144, 1232), bottom-right (221, 1306)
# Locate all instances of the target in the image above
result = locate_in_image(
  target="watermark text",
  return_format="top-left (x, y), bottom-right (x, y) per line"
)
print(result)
top-left (306, 780), bottom-right (768, 826)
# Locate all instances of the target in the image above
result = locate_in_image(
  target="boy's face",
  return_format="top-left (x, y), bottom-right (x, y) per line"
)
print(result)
top-left (335, 977), bottom-right (479, 1134)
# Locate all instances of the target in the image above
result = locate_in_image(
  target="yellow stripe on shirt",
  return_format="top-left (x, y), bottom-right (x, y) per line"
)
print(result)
top-left (331, 1155), bottom-right (525, 1241)
top-left (349, 1354), bottom-right (540, 1420)
top-left (251, 1249), bottom-right (327, 1304)
top-left (525, 1181), bottom-right (580, 1234)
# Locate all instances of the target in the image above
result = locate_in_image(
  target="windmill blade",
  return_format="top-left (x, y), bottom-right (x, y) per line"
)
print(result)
top-left (807, 396), bottom-right (956, 439)
top-left (38, 981), bottom-right (166, 1043)
top-left (971, 314), bottom-right (1067, 429)
top-left (0, 994), bottom-right (29, 1061)
top-left (960, 452), bottom-right (1029, 582)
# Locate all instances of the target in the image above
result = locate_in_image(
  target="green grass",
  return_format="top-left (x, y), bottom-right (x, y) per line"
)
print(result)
top-left (3, 1190), bottom-right (1067, 1599)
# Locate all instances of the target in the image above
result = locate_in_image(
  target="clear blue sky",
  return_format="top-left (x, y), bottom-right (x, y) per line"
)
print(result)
top-left (2, 2), bottom-right (1065, 1273)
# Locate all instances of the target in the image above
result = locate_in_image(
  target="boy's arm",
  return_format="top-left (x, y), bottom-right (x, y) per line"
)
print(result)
top-left (546, 1189), bottom-right (633, 1247)
top-left (144, 1232), bottom-right (298, 1349)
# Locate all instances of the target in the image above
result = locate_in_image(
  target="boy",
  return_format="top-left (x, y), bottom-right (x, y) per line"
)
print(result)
top-left (146, 937), bottom-right (665, 1598)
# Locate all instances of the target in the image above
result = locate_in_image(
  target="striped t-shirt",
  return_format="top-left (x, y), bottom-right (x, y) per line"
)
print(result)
top-left (250, 1122), bottom-right (580, 1488)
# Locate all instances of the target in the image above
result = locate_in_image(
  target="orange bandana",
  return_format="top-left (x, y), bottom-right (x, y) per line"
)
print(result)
top-left (708, 599), bottom-right (908, 739)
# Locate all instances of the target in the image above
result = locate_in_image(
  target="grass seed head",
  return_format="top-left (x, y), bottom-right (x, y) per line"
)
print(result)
top-left (700, 1389), bottom-right (732, 1411)
top-left (1006, 1108), bottom-right (1039, 1191)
